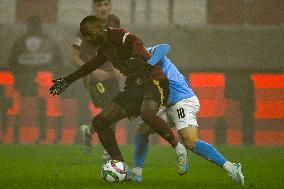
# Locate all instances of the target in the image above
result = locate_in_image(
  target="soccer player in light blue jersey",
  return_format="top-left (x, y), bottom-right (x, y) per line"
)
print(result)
top-left (132, 44), bottom-right (245, 186)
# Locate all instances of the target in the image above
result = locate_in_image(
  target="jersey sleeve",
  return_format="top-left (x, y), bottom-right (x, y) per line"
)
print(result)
top-left (93, 48), bottom-right (107, 68)
top-left (66, 51), bottom-right (107, 83)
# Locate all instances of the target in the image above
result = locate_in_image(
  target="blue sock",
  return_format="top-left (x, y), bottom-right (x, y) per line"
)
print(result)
top-left (133, 134), bottom-right (150, 168)
top-left (193, 140), bottom-right (227, 167)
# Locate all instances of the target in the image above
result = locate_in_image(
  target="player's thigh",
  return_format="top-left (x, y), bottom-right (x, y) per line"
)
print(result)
top-left (99, 101), bottom-right (128, 123)
top-left (167, 96), bottom-right (200, 130)
top-left (112, 89), bottom-right (144, 119)
top-left (167, 96), bottom-right (200, 148)
top-left (141, 99), bottom-right (160, 113)
top-left (140, 81), bottom-right (163, 115)
top-left (137, 107), bottom-right (168, 135)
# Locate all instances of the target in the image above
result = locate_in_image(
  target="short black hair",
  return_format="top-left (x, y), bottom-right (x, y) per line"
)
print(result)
top-left (80, 15), bottom-right (104, 27)
top-left (93, 0), bottom-right (111, 3)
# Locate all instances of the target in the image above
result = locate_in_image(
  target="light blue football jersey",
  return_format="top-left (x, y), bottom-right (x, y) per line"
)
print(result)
top-left (147, 45), bottom-right (196, 105)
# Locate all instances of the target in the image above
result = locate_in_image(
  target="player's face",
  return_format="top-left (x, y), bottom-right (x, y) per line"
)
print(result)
top-left (93, 0), bottom-right (112, 20)
top-left (80, 22), bottom-right (105, 47)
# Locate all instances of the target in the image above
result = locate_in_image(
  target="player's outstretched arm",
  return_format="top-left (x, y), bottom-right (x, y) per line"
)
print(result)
top-left (49, 55), bottom-right (106, 95)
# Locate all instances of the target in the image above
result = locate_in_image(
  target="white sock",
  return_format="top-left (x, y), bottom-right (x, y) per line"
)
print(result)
top-left (132, 167), bottom-right (143, 176)
top-left (175, 142), bottom-right (186, 153)
top-left (223, 161), bottom-right (234, 173)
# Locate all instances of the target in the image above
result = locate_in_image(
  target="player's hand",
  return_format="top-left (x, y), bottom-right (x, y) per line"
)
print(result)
top-left (49, 78), bottom-right (71, 96)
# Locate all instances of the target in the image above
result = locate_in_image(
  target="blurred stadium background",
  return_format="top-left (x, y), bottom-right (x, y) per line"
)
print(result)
top-left (1, 0), bottom-right (284, 188)
top-left (1, 0), bottom-right (284, 146)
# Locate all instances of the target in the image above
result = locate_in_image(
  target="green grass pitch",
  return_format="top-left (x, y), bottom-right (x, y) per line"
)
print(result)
top-left (0, 145), bottom-right (283, 189)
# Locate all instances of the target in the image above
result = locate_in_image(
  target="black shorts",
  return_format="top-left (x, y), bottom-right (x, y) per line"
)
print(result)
top-left (86, 78), bottom-right (120, 108)
top-left (112, 79), bottom-right (168, 118)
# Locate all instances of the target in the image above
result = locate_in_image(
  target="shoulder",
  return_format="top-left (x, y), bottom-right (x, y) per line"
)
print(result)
top-left (124, 32), bottom-right (143, 47)
top-left (107, 27), bottom-right (129, 45)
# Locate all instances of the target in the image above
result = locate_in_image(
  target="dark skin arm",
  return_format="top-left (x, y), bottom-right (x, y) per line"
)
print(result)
top-left (66, 53), bottom-right (106, 83)
top-left (49, 53), bottom-right (106, 96)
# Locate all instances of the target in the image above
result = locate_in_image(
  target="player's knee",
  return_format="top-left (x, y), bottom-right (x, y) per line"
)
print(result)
top-left (92, 114), bottom-right (111, 131)
top-left (183, 135), bottom-right (199, 150)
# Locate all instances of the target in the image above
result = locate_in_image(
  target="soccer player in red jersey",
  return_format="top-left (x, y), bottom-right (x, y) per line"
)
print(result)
top-left (72, 0), bottom-right (121, 160)
top-left (50, 15), bottom-right (188, 177)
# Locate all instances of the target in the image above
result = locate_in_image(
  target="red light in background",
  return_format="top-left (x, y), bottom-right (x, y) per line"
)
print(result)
top-left (0, 71), bottom-right (14, 85)
top-left (252, 74), bottom-right (284, 89)
top-left (190, 73), bottom-right (225, 87)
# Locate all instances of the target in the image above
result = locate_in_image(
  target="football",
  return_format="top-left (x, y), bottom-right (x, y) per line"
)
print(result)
top-left (101, 160), bottom-right (127, 182)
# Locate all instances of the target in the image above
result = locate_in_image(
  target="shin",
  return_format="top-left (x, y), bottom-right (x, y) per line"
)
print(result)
top-left (92, 114), bottom-right (124, 161)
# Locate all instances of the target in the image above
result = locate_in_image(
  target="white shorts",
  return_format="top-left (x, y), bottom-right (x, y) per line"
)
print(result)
top-left (161, 96), bottom-right (200, 131)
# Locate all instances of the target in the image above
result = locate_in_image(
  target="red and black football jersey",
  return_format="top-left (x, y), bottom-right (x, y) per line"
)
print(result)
top-left (93, 27), bottom-right (165, 80)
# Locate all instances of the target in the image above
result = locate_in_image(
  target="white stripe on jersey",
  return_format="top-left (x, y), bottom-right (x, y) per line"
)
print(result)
top-left (122, 32), bottom-right (130, 45)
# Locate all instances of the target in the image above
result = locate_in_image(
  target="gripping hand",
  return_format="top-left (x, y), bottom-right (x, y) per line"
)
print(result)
top-left (49, 78), bottom-right (71, 96)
